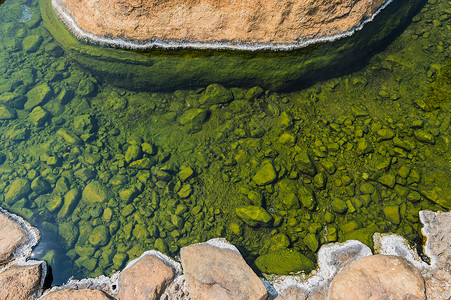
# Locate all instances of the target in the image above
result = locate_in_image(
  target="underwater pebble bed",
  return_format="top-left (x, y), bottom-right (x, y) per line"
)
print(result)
top-left (0, 0), bottom-right (449, 285)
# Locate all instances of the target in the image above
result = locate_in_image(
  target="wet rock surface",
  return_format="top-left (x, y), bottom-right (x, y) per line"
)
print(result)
top-left (53, 0), bottom-right (387, 48)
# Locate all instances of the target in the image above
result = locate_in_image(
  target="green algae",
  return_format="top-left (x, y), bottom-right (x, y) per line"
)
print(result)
top-left (39, 0), bottom-right (425, 92)
top-left (0, 0), bottom-right (449, 285)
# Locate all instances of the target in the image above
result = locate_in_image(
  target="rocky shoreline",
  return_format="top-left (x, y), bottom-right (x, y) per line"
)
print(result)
top-left (1, 208), bottom-right (449, 299)
top-left (51, 0), bottom-right (391, 50)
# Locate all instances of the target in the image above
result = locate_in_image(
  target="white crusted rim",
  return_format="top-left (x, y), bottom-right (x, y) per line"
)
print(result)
top-left (0, 207), bottom-right (40, 264)
top-left (51, 0), bottom-right (394, 51)
top-left (121, 249), bottom-right (182, 275)
top-left (205, 238), bottom-right (241, 255)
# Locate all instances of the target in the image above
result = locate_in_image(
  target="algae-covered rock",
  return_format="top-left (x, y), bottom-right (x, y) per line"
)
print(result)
top-left (56, 128), bottom-right (83, 145)
top-left (303, 233), bottom-right (319, 252)
top-left (313, 172), bottom-right (327, 189)
top-left (236, 205), bottom-right (273, 227)
top-left (199, 84), bottom-right (233, 106)
top-left (59, 222), bottom-right (79, 247)
top-left (88, 225), bottom-right (110, 247)
top-left (299, 186), bottom-right (316, 211)
top-left (278, 132), bottom-right (296, 146)
top-left (177, 184), bottom-right (192, 199)
top-left (46, 195), bottom-right (63, 213)
top-left (29, 106), bottom-right (50, 126)
top-left (360, 182), bottom-right (375, 194)
top-left (0, 106), bottom-right (16, 120)
top-left (383, 205), bottom-right (400, 224)
top-left (77, 78), bottom-right (97, 97)
top-left (252, 162), bottom-right (277, 186)
top-left (178, 109), bottom-right (208, 126)
top-left (125, 144), bottom-right (142, 163)
top-left (22, 34), bottom-right (43, 53)
top-left (73, 114), bottom-right (94, 134)
top-left (82, 181), bottom-right (110, 204)
top-left (356, 137), bottom-right (373, 155)
top-left (269, 234), bottom-right (290, 251)
top-left (25, 83), bottom-right (52, 110)
top-left (129, 158), bottom-right (156, 169)
top-left (154, 238), bottom-right (169, 253)
top-left (413, 129), bottom-right (435, 144)
top-left (331, 198), bottom-right (348, 214)
top-left (294, 151), bottom-right (316, 176)
top-left (178, 166), bottom-right (194, 182)
top-left (255, 249), bottom-right (315, 274)
top-left (343, 226), bottom-right (377, 248)
top-left (0, 93), bottom-right (25, 109)
top-left (419, 187), bottom-right (451, 210)
top-left (31, 176), bottom-right (51, 195)
top-left (5, 178), bottom-right (31, 204)
top-left (378, 173), bottom-right (396, 189)
top-left (282, 192), bottom-right (300, 210)
top-left (57, 188), bottom-right (81, 219)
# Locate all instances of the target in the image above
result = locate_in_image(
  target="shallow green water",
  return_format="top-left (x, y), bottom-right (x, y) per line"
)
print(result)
top-left (0, 0), bottom-right (450, 285)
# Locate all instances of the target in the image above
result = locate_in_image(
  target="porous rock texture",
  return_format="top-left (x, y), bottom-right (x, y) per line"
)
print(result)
top-left (0, 263), bottom-right (43, 300)
top-left (0, 211), bottom-right (29, 265)
top-left (40, 288), bottom-right (113, 300)
top-left (53, 0), bottom-right (388, 48)
top-left (118, 252), bottom-right (178, 300)
top-left (329, 255), bottom-right (426, 300)
top-left (180, 238), bottom-right (268, 300)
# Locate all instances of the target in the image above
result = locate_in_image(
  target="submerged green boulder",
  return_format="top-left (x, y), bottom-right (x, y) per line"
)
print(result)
top-left (294, 152), bottom-right (316, 176)
top-left (178, 109), bottom-right (208, 127)
top-left (59, 222), bottom-right (79, 248)
top-left (88, 225), bottom-right (110, 247)
top-left (25, 83), bottom-right (52, 110)
top-left (5, 178), bottom-right (31, 204)
top-left (330, 198), bottom-right (348, 214)
top-left (255, 249), bottom-right (315, 274)
top-left (383, 205), bottom-right (400, 224)
top-left (0, 106), bottom-right (16, 120)
top-left (252, 162), bottom-right (277, 186)
top-left (199, 84), bottom-right (233, 106)
top-left (82, 181), bottom-right (110, 204)
top-left (22, 35), bottom-right (43, 53)
top-left (236, 205), bottom-right (273, 227)
top-left (298, 186), bottom-right (316, 210)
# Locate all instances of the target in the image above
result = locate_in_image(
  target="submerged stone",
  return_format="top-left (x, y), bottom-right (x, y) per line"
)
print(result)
top-left (199, 84), bottom-right (233, 106)
top-left (22, 34), bottom-right (43, 53)
top-left (125, 144), bottom-right (142, 163)
top-left (255, 249), bottom-right (315, 274)
top-left (414, 129), bottom-right (435, 144)
top-left (252, 162), bottom-right (277, 186)
top-left (29, 106), bottom-right (50, 126)
top-left (298, 186), bottom-right (316, 211)
top-left (331, 198), bottom-right (348, 214)
top-left (82, 181), bottom-right (110, 204)
top-left (89, 225), bottom-right (110, 247)
top-left (25, 83), bottom-right (52, 111)
top-left (235, 205), bottom-right (273, 227)
top-left (378, 173), bottom-right (396, 189)
top-left (0, 106), bottom-right (16, 120)
top-left (294, 152), bottom-right (316, 176)
top-left (5, 178), bottom-right (31, 204)
top-left (178, 109), bottom-right (208, 127)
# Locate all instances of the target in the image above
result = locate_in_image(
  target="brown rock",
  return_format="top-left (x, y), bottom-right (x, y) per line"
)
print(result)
top-left (330, 255), bottom-right (425, 300)
top-left (275, 286), bottom-right (308, 300)
top-left (0, 263), bottom-right (43, 300)
top-left (180, 238), bottom-right (267, 300)
top-left (54, 0), bottom-right (387, 48)
top-left (40, 289), bottom-right (112, 300)
top-left (118, 253), bottom-right (177, 300)
top-left (0, 211), bottom-right (29, 265)
top-left (420, 211), bottom-right (451, 299)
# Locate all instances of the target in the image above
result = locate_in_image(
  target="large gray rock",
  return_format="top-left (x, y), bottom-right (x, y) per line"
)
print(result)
top-left (180, 238), bottom-right (268, 300)
top-left (0, 262), bottom-right (43, 300)
top-left (118, 251), bottom-right (179, 300)
top-left (0, 211), bottom-right (29, 265)
top-left (330, 255), bottom-right (425, 300)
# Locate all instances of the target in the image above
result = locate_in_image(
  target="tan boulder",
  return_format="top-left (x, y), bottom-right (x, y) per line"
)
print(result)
top-left (40, 289), bottom-right (112, 300)
top-left (180, 238), bottom-right (268, 300)
top-left (330, 255), bottom-right (425, 300)
top-left (0, 263), bottom-right (43, 300)
top-left (118, 252), bottom-right (178, 300)
top-left (54, 0), bottom-right (387, 48)
top-left (0, 211), bottom-right (29, 265)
